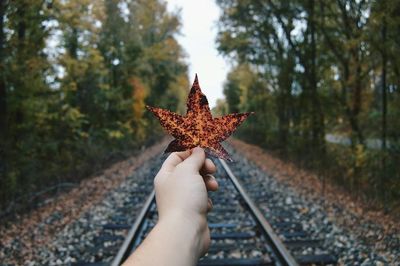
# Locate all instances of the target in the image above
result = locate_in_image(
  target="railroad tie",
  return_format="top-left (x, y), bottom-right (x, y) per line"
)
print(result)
top-left (295, 254), bottom-right (338, 265)
top-left (102, 223), bottom-right (131, 230)
top-left (211, 231), bottom-right (256, 240)
top-left (197, 258), bottom-right (274, 266)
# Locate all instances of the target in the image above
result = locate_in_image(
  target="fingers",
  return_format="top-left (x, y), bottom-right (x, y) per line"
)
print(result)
top-left (205, 175), bottom-right (217, 212)
top-left (200, 158), bottom-right (216, 176)
top-left (203, 174), bottom-right (218, 191)
top-left (161, 150), bottom-right (191, 172)
top-left (162, 148), bottom-right (216, 176)
top-left (207, 198), bottom-right (213, 212)
top-left (179, 147), bottom-right (206, 173)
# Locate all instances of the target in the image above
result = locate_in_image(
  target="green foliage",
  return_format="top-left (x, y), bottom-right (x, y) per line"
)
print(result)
top-left (216, 0), bottom-right (400, 208)
top-left (0, 0), bottom-right (188, 210)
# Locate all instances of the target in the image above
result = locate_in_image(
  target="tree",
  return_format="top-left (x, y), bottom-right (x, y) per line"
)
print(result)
top-left (0, 0), bottom-right (52, 203)
top-left (0, 0), bottom-right (190, 211)
top-left (0, 0), bottom-right (7, 185)
top-left (216, 0), bottom-right (400, 205)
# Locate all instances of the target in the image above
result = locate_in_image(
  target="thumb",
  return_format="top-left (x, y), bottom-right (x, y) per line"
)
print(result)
top-left (180, 147), bottom-right (206, 174)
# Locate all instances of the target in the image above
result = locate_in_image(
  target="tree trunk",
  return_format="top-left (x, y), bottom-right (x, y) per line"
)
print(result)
top-left (277, 53), bottom-right (294, 150)
top-left (308, 0), bottom-right (325, 156)
top-left (0, 0), bottom-right (7, 181)
top-left (381, 52), bottom-right (387, 149)
top-left (381, 12), bottom-right (388, 207)
top-left (352, 47), bottom-right (365, 147)
top-left (0, 0), bottom-right (6, 135)
top-left (15, 3), bottom-right (26, 125)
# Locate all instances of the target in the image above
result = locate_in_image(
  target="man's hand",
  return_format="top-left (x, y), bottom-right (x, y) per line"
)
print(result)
top-left (155, 147), bottom-right (218, 255)
top-left (124, 147), bottom-right (218, 266)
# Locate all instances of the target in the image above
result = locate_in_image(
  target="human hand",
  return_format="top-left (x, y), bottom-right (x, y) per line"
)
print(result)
top-left (124, 148), bottom-right (218, 266)
top-left (154, 147), bottom-right (218, 256)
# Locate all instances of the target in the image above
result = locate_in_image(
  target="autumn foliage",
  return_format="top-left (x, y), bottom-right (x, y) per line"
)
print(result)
top-left (147, 75), bottom-right (252, 161)
top-left (0, 0), bottom-right (188, 210)
top-left (216, 0), bottom-right (400, 207)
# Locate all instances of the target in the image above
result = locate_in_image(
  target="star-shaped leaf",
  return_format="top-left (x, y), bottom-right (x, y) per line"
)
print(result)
top-left (146, 74), bottom-right (253, 162)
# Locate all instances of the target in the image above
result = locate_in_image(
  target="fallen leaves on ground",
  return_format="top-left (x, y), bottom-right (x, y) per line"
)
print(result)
top-left (229, 138), bottom-right (399, 262)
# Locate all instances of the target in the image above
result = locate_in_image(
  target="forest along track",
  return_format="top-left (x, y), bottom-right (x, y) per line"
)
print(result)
top-left (109, 158), bottom-right (337, 266)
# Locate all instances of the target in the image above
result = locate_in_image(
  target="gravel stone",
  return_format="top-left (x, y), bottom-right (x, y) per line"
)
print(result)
top-left (225, 144), bottom-right (398, 265)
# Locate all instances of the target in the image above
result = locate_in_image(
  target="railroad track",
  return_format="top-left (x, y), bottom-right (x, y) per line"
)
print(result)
top-left (74, 156), bottom-right (338, 266)
top-left (110, 158), bottom-right (333, 266)
top-left (226, 153), bottom-right (339, 266)
top-left (71, 158), bottom-right (160, 266)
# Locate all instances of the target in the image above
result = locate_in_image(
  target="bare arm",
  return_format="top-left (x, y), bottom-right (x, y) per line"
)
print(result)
top-left (123, 147), bottom-right (218, 266)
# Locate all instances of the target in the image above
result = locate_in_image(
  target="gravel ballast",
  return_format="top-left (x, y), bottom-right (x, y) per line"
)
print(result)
top-left (0, 140), bottom-right (168, 265)
top-left (1, 138), bottom-right (398, 265)
top-left (226, 140), bottom-right (399, 265)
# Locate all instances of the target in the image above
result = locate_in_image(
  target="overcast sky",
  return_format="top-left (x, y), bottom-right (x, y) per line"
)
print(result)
top-left (165, 0), bottom-right (229, 108)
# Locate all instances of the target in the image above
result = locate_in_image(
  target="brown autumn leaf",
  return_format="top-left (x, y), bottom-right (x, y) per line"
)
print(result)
top-left (146, 74), bottom-right (253, 161)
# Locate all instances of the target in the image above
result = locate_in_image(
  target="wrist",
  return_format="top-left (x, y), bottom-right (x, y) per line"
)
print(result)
top-left (157, 210), bottom-right (208, 257)
top-left (159, 208), bottom-right (207, 230)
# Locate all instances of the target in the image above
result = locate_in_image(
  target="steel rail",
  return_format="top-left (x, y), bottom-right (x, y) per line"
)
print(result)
top-left (111, 190), bottom-right (155, 266)
top-left (219, 159), bottom-right (298, 266)
top-left (112, 160), bottom-right (298, 266)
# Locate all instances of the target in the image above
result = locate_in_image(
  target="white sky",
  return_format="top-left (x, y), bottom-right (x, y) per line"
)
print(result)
top-left (165, 0), bottom-right (229, 108)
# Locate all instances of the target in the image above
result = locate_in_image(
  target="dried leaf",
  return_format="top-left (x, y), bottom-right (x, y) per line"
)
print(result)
top-left (146, 74), bottom-right (253, 161)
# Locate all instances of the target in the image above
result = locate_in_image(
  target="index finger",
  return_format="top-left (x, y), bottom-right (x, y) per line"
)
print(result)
top-left (160, 150), bottom-right (191, 172)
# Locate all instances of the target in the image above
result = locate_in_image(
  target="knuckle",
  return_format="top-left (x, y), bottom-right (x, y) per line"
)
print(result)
top-left (153, 175), bottom-right (161, 187)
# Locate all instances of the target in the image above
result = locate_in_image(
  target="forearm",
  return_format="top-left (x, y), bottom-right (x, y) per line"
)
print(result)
top-left (123, 213), bottom-right (206, 266)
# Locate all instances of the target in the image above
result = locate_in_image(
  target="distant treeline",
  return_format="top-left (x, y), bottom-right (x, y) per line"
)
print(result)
top-left (0, 0), bottom-right (188, 209)
top-left (214, 0), bottom-right (400, 208)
